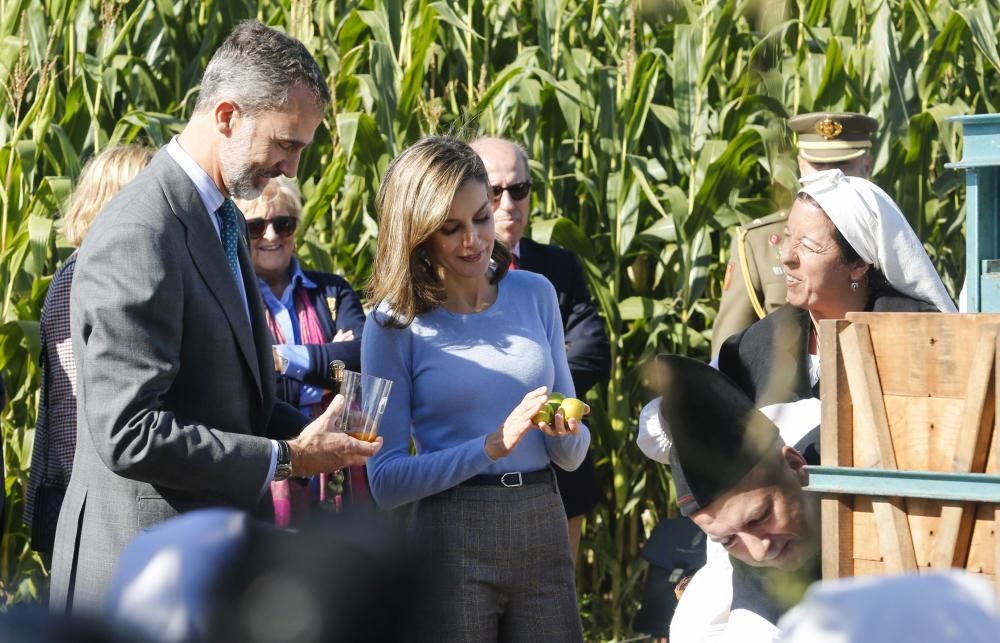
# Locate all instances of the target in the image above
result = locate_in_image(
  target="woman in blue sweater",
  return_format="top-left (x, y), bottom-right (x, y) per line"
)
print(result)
top-left (363, 136), bottom-right (590, 641)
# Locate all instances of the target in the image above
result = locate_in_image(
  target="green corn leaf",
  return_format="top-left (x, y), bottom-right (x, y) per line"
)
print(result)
top-left (619, 296), bottom-right (669, 320)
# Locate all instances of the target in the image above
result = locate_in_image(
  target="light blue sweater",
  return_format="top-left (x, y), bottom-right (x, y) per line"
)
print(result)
top-left (362, 269), bottom-right (591, 510)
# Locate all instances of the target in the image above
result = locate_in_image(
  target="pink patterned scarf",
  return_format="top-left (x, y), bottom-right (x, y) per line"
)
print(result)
top-left (266, 284), bottom-right (371, 527)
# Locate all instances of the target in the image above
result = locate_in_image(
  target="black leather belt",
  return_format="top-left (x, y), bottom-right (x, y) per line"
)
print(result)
top-left (461, 469), bottom-right (553, 488)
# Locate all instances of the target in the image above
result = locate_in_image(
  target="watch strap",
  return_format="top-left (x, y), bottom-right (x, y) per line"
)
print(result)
top-left (273, 439), bottom-right (293, 481)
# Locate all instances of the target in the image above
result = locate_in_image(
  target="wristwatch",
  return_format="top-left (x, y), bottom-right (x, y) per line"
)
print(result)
top-left (274, 439), bottom-right (293, 482)
top-left (272, 346), bottom-right (288, 374)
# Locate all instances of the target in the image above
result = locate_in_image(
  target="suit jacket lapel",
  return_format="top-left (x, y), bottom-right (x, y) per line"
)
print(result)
top-left (237, 230), bottom-right (270, 405)
top-left (156, 153), bottom-right (264, 403)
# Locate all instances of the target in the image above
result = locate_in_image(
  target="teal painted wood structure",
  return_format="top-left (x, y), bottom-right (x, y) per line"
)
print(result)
top-left (947, 114), bottom-right (1000, 312)
top-left (806, 466), bottom-right (1000, 503)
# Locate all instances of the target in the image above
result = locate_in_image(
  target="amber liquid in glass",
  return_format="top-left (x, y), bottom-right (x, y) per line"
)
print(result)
top-left (346, 431), bottom-right (378, 442)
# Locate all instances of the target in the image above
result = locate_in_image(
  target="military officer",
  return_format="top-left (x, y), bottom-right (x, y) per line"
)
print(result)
top-left (711, 111), bottom-right (878, 356)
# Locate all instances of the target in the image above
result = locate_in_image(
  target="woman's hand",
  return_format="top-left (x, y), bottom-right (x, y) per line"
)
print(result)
top-left (332, 329), bottom-right (355, 342)
top-left (536, 411), bottom-right (583, 440)
top-left (485, 386), bottom-right (549, 460)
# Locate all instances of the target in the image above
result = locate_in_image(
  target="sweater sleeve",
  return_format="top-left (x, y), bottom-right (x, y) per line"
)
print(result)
top-left (537, 279), bottom-right (591, 471)
top-left (362, 310), bottom-right (495, 510)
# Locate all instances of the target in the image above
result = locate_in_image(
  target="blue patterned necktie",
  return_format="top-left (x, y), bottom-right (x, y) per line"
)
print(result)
top-left (217, 199), bottom-right (243, 288)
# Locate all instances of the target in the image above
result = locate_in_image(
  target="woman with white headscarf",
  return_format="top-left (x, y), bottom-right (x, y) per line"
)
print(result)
top-left (639, 169), bottom-right (956, 462)
top-left (717, 168), bottom-right (955, 414)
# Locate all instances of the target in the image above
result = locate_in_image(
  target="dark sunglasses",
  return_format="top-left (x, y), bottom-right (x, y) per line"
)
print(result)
top-left (488, 181), bottom-right (532, 202)
top-left (247, 216), bottom-right (298, 240)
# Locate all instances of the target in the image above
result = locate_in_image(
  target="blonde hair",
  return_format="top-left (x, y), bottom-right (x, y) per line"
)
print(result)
top-left (368, 136), bottom-right (510, 328)
top-left (60, 145), bottom-right (155, 247)
top-left (233, 175), bottom-right (303, 218)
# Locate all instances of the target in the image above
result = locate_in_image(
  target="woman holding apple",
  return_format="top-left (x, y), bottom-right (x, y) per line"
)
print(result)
top-left (363, 135), bottom-right (590, 641)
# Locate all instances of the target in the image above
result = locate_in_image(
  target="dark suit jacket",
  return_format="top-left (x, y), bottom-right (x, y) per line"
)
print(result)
top-left (24, 253), bottom-right (78, 554)
top-left (272, 270), bottom-right (365, 407)
top-left (50, 149), bottom-right (308, 613)
top-left (517, 237), bottom-right (610, 396)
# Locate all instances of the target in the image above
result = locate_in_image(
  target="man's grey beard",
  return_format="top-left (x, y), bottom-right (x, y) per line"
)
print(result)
top-left (220, 121), bottom-right (263, 200)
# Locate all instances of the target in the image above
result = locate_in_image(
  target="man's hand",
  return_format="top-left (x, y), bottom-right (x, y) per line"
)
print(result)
top-left (287, 394), bottom-right (382, 476)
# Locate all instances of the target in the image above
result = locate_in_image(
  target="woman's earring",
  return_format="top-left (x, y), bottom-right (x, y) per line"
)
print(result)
top-left (850, 281), bottom-right (859, 291)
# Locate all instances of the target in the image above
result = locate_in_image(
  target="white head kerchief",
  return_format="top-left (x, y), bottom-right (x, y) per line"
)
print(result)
top-left (798, 169), bottom-right (956, 312)
top-left (778, 571), bottom-right (1000, 643)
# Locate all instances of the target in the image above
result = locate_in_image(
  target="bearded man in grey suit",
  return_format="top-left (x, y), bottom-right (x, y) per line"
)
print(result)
top-left (50, 20), bottom-right (382, 613)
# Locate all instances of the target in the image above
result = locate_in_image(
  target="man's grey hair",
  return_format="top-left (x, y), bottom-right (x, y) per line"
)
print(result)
top-left (194, 20), bottom-right (331, 116)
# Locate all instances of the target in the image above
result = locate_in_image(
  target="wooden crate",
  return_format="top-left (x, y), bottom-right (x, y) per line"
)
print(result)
top-left (814, 313), bottom-right (1000, 593)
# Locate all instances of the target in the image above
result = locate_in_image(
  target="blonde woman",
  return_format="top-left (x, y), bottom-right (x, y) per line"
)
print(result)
top-left (25, 144), bottom-right (153, 557)
top-left (363, 136), bottom-right (589, 641)
top-left (234, 177), bottom-right (364, 416)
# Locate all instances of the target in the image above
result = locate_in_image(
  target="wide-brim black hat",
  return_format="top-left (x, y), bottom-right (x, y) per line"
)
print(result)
top-left (656, 355), bottom-right (780, 516)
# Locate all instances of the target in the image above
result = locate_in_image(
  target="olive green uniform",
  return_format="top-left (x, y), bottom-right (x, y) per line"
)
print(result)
top-left (711, 212), bottom-right (788, 356)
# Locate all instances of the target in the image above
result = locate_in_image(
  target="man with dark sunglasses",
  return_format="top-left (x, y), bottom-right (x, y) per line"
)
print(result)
top-left (470, 137), bottom-right (611, 564)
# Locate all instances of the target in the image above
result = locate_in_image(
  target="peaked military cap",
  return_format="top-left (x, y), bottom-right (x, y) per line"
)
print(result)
top-left (790, 111), bottom-right (878, 163)
top-left (656, 355), bottom-right (780, 516)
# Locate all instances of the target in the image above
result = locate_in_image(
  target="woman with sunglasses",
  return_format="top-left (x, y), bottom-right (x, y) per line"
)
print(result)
top-left (363, 136), bottom-right (589, 641)
top-left (236, 177), bottom-right (368, 522)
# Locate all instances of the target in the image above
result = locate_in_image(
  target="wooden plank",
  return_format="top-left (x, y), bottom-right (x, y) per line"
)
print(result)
top-left (952, 328), bottom-right (997, 474)
top-left (995, 503), bottom-right (1000, 596)
top-left (869, 497), bottom-right (919, 573)
top-left (995, 332), bottom-right (1000, 596)
top-left (839, 322), bottom-right (918, 573)
top-left (882, 395), bottom-right (966, 472)
top-left (851, 497), bottom-right (880, 561)
top-left (820, 319), bottom-right (853, 579)
top-left (844, 313), bottom-right (1000, 399)
top-left (965, 503), bottom-right (998, 577)
top-left (931, 328), bottom-right (996, 569)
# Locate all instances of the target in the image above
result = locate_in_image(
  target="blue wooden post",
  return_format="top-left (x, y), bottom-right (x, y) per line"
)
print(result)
top-left (947, 114), bottom-right (1000, 312)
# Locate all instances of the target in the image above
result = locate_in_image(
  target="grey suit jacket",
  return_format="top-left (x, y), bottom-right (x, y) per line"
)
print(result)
top-left (49, 149), bottom-right (308, 613)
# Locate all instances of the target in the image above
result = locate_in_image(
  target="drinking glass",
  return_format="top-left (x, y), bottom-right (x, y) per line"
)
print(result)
top-left (337, 369), bottom-right (393, 442)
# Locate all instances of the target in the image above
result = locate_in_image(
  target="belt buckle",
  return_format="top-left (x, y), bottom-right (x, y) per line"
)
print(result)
top-left (500, 471), bottom-right (523, 488)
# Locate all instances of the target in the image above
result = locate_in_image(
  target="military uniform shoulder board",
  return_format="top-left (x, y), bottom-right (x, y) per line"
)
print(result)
top-left (326, 296), bottom-right (338, 321)
top-left (741, 210), bottom-right (788, 233)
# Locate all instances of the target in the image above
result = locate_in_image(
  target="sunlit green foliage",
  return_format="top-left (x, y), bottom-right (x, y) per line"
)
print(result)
top-left (1, 0), bottom-right (997, 637)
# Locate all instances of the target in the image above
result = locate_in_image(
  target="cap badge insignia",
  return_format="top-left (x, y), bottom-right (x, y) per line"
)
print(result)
top-left (815, 118), bottom-right (843, 140)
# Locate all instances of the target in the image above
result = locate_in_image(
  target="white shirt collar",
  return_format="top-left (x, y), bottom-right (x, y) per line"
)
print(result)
top-left (166, 136), bottom-right (225, 216)
top-left (511, 241), bottom-right (521, 258)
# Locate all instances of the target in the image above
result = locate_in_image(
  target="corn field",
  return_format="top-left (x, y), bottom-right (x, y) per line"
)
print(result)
top-left (1, 0), bottom-right (998, 639)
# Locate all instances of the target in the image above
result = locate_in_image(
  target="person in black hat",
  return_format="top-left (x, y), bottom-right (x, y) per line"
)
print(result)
top-left (645, 355), bottom-right (821, 642)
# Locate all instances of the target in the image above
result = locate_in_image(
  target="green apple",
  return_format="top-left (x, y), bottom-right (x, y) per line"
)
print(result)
top-left (558, 397), bottom-right (590, 422)
top-left (547, 392), bottom-right (566, 406)
top-left (532, 405), bottom-right (554, 426)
